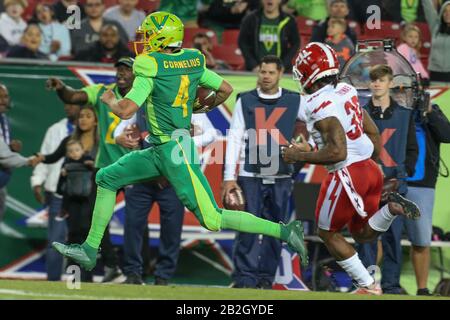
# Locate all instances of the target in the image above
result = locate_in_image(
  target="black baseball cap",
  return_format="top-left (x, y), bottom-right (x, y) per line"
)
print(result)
top-left (115, 57), bottom-right (135, 68)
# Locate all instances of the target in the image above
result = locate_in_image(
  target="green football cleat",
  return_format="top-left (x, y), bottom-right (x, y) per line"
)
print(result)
top-left (285, 220), bottom-right (309, 267)
top-left (52, 242), bottom-right (98, 271)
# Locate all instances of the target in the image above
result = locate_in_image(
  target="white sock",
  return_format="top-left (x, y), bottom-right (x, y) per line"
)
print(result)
top-left (337, 253), bottom-right (374, 287)
top-left (368, 204), bottom-right (396, 232)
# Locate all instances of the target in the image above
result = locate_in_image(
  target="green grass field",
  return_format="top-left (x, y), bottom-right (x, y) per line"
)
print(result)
top-left (0, 280), bottom-right (448, 300)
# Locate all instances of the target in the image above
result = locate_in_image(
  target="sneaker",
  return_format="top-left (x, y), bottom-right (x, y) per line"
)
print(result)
top-left (351, 283), bottom-right (383, 295)
top-left (383, 286), bottom-right (408, 295)
top-left (417, 288), bottom-right (432, 296)
top-left (123, 273), bottom-right (145, 285)
top-left (387, 192), bottom-right (421, 220)
top-left (52, 242), bottom-right (97, 271)
top-left (154, 276), bottom-right (169, 286)
top-left (102, 266), bottom-right (122, 283)
top-left (285, 220), bottom-right (309, 266)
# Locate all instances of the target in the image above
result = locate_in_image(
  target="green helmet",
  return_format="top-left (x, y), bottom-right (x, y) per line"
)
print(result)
top-left (134, 11), bottom-right (184, 55)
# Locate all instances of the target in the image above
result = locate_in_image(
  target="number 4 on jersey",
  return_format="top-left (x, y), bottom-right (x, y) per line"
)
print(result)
top-left (173, 75), bottom-right (190, 117)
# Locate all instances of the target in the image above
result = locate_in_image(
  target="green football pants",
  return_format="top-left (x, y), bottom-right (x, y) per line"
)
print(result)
top-left (95, 135), bottom-right (223, 231)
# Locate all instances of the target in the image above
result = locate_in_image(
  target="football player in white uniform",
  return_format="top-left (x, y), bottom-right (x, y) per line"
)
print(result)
top-left (282, 42), bottom-right (420, 294)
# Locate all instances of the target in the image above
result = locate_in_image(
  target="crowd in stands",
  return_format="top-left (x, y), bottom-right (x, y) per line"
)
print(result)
top-left (0, 0), bottom-right (449, 81)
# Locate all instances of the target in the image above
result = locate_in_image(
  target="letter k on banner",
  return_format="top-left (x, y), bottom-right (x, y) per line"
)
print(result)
top-left (379, 128), bottom-right (397, 167)
top-left (255, 107), bottom-right (287, 145)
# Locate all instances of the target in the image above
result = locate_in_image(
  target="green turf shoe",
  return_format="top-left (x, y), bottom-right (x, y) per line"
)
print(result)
top-left (285, 220), bottom-right (309, 267)
top-left (52, 242), bottom-right (98, 271)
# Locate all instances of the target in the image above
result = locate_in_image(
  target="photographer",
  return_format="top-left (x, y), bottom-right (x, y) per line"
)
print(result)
top-left (403, 90), bottom-right (450, 295)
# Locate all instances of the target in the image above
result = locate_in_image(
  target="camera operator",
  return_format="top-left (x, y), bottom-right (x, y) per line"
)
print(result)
top-left (403, 87), bottom-right (450, 296)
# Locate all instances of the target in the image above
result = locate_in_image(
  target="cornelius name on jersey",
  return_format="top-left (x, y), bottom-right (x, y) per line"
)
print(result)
top-left (163, 58), bottom-right (201, 69)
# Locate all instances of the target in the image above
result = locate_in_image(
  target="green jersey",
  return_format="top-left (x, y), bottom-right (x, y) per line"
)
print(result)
top-left (125, 49), bottom-right (224, 145)
top-left (82, 83), bottom-right (131, 168)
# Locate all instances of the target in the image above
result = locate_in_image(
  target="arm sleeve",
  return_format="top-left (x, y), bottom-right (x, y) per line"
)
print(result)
top-left (43, 137), bottom-right (68, 164)
top-left (421, 0), bottom-right (440, 31)
top-left (81, 84), bottom-right (103, 106)
top-left (125, 76), bottom-right (154, 107)
top-left (199, 68), bottom-right (224, 91)
top-left (427, 104), bottom-right (450, 143)
top-left (0, 139), bottom-right (29, 168)
top-left (224, 98), bottom-right (246, 181)
top-left (133, 54), bottom-right (158, 77)
top-left (31, 124), bottom-right (57, 187)
top-left (405, 113), bottom-right (419, 176)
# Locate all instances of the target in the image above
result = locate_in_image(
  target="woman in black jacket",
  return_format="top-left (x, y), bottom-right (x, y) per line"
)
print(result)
top-left (38, 106), bottom-right (99, 281)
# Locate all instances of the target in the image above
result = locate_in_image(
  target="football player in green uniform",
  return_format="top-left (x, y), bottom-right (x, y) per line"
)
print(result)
top-left (53, 12), bottom-right (308, 270)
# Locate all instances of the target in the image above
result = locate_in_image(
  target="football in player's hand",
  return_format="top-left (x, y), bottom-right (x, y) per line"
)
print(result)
top-left (194, 86), bottom-right (216, 113)
top-left (223, 187), bottom-right (246, 211)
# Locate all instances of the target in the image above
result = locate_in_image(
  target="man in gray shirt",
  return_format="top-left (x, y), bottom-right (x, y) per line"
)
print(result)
top-left (70, 0), bottom-right (128, 55)
top-left (0, 83), bottom-right (40, 224)
top-left (104, 0), bottom-right (146, 41)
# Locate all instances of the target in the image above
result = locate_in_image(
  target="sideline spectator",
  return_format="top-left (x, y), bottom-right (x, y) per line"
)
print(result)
top-left (325, 18), bottom-right (355, 69)
top-left (104, 0), bottom-right (146, 41)
top-left (401, 0), bottom-right (427, 23)
top-left (31, 103), bottom-right (79, 281)
top-left (74, 24), bottom-right (133, 63)
top-left (193, 32), bottom-right (230, 70)
top-left (7, 24), bottom-right (48, 59)
top-left (397, 23), bottom-right (429, 82)
top-left (222, 56), bottom-right (301, 289)
top-left (421, 0), bottom-right (450, 82)
top-left (403, 90), bottom-right (450, 296)
top-left (283, 0), bottom-right (328, 21)
top-left (52, 0), bottom-right (86, 23)
top-left (45, 57), bottom-right (137, 282)
top-left (0, 0), bottom-right (27, 47)
top-left (34, 3), bottom-right (71, 61)
top-left (70, 0), bottom-right (128, 55)
top-left (356, 65), bottom-right (418, 295)
top-left (0, 83), bottom-right (41, 224)
top-left (200, 0), bottom-right (259, 30)
top-left (239, 0), bottom-right (300, 71)
top-left (310, 0), bottom-right (357, 45)
top-left (37, 106), bottom-right (99, 282)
